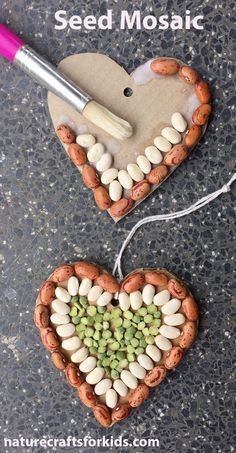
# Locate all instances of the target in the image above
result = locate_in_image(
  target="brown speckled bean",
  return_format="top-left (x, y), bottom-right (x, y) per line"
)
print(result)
top-left (131, 180), bottom-right (151, 201)
top-left (78, 382), bottom-right (96, 407)
top-left (164, 144), bottom-right (189, 166)
top-left (51, 265), bottom-right (74, 283)
top-left (93, 186), bottom-right (112, 211)
top-left (145, 271), bottom-right (168, 286)
top-left (68, 143), bottom-right (87, 166)
top-left (93, 404), bottom-right (112, 427)
top-left (112, 403), bottom-right (131, 422)
top-left (192, 104), bottom-right (212, 126)
top-left (164, 346), bottom-right (184, 370)
top-left (144, 366), bottom-right (167, 387)
top-left (182, 296), bottom-right (199, 321)
top-left (39, 281), bottom-right (55, 305)
top-left (195, 80), bottom-right (211, 104)
top-left (128, 383), bottom-right (149, 407)
top-left (110, 198), bottom-right (134, 218)
top-left (184, 125), bottom-right (202, 148)
top-left (168, 279), bottom-right (187, 300)
top-left (34, 304), bottom-right (50, 328)
top-left (82, 165), bottom-right (100, 189)
top-left (178, 66), bottom-right (199, 84)
top-left (74, 261), bottom-right (100, 280)
top-left (179, 321), bottom-right (197, 349)
top-left (121, 273), bottom-right (145, 293)
top-left (41, 328), bottom-right (59, 352)
top-left (151, 58), bottom-right (179, 75)
top-left (147, 165), bottom-right (168, 185)
top-left (51, 351), bottom-right (68, 370)
top-left (96, 273), bottom-right (120, 293)
top-left (56, 124), bottom-right (75, 144)
top-left (65, 363), bottom-right (84, 387)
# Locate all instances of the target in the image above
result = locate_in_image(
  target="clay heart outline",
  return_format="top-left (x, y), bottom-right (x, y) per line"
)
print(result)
top-left (35, 261), bottom-right (199, 427)
top-left (49, 55), bottom-right (212, 221)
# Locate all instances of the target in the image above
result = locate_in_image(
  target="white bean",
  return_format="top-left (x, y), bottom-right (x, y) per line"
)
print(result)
top-left (95, 379), bottom-right (112, 396)
top-left (171, 112), bottom-right (187, 133)
top-left (88, 285), bottom-right (103, 302)
top-left (113, 379), bottom-right (128, 397)
top-left (101, 168), bottom-right (118, 185)
top-left (56, 323), bottom-right (75, 338)
top-left (109, 180), bottom-right (123, 201)
top-left (118, 292), bottom-right (130, 311)
top-left (55, 287), bottom-right (71, 303)
top-left (86, 367), bottom-right (104, 385)
top-left (71, 346), bottom-right (88, 363)
top-left (155, 335), bottom-right (172, 351)
top-left (146, 345), bottom-right (162, 362)
top-left (159, 325), bottom-right (180, 339)
top-left (97, 291), bottom-right (113, 307)
top-left (161, 298), bottom-right (181, 315)
top-left (61, 336), bottom-right (81, 351)
top-left (161, 127), bottom-right (181, 144)
top-left (106, 389), bottom-right (118, 408)
top-left (145, 145), bottom-right (163, 164)
top-left (118, 169), bottom-right (133, 189)
top-left (79, 278), bottom-right (92, 296)
top-left (142, 284), bottom-right (155, 305)
top-left (96, 153), bottom-right (112, 172)
top-left (76, 134), bottom-right (96, 148)
top-left (164, 313), bottom-right (186, 326)
top-left (137, 354), bottom-right (154, 370)
top-left (120, 370), bottom-right (138, 389)
top-left (154, 136), bottom-right (172, 152)
top-left (127, 163), bottom-right (144, 182)
top-left (130, 291), bottom-right (143, 310)
top-left (50, 313), bottom-right (70, 325)
top-left (129, 362), bottom-right (146, 379)
top-left (153, 289), bottom-right (170, 306)
top-left (51, 299), bottom-right (70, 315)
top-left (87, 143), bottom-right (104, 162)
top-left (79, 356), bottom-right (97, 373)
top-left (136, 155), bottom-right (151, 174)
top-left (67, 276), bottom-right (79, 296)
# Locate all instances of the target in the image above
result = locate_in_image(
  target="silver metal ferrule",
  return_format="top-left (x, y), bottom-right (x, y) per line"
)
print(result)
top-left (14, 45), bottom-right (91, 112)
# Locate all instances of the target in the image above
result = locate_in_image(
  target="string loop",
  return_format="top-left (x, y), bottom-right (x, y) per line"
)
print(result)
top-left (113, 173), bottom-right (236, 280)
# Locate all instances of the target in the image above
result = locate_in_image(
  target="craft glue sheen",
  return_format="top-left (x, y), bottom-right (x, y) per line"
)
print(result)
top-left (54, 10), bottom-right (204, 31)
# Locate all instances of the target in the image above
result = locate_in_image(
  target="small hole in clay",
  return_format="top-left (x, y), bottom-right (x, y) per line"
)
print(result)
top-left (123, 87), bottom-right (133, 97)
top-left (111, 299), bottom-right (119, 306)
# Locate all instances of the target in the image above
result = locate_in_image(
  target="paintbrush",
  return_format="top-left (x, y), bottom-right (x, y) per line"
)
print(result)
top-left (0, 24), bottom-right (133, 140)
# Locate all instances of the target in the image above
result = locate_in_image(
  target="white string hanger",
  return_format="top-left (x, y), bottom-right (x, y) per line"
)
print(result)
top-left (113, 173), bottom-right (236, 280)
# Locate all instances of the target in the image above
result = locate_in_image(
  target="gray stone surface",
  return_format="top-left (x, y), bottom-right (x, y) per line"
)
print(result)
top-left (0, 0), bottom-right (235, 452)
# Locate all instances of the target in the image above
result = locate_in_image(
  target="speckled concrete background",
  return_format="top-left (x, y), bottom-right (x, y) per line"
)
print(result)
top-left (0, 0), bottom-right (235, 452)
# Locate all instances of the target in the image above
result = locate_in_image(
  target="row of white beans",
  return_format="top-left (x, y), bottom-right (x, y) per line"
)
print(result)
top-left (76, 112), bottom-right (187, 202)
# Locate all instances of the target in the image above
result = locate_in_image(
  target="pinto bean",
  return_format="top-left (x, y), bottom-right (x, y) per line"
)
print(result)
top-left (164, 346), bottom-right (184, 370)
top-left (144, 366), bottom-right (167, 387)
top-left (179, 321), bottom-right (197, 349)
top-left (121, 273), bottom-right (145, 293)
top-left (93, 404), bottom-right (112, 427)
top-left (65, 363), bottom-right (84, 387)
top-left (128, 384), bottom-right (149, 407)
top-left (182, 296), bottom-right (199, 321)
top-left (168, 279), bottom-right (187, 299)
top-left (74, 262), bottom-right (100, 280)
top-left (96, 273), bottom-right (120, 293)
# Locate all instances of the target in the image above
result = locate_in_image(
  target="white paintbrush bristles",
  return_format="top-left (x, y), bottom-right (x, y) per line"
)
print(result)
top-left (83, 100), bottom-right (133, 140)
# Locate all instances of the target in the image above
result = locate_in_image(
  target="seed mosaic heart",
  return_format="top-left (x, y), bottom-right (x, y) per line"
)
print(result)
top-left (35, 261), bottom-right (199, 427)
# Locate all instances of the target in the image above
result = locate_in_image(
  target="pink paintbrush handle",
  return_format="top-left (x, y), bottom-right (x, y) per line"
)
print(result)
top-left (0, 24), bottom-right (25, 62)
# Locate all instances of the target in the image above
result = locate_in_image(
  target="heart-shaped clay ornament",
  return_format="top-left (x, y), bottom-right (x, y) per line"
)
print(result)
top-left (35, 261), bottom-right (199, 427)
top-left (48, 55), bottom-right (212, 221)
